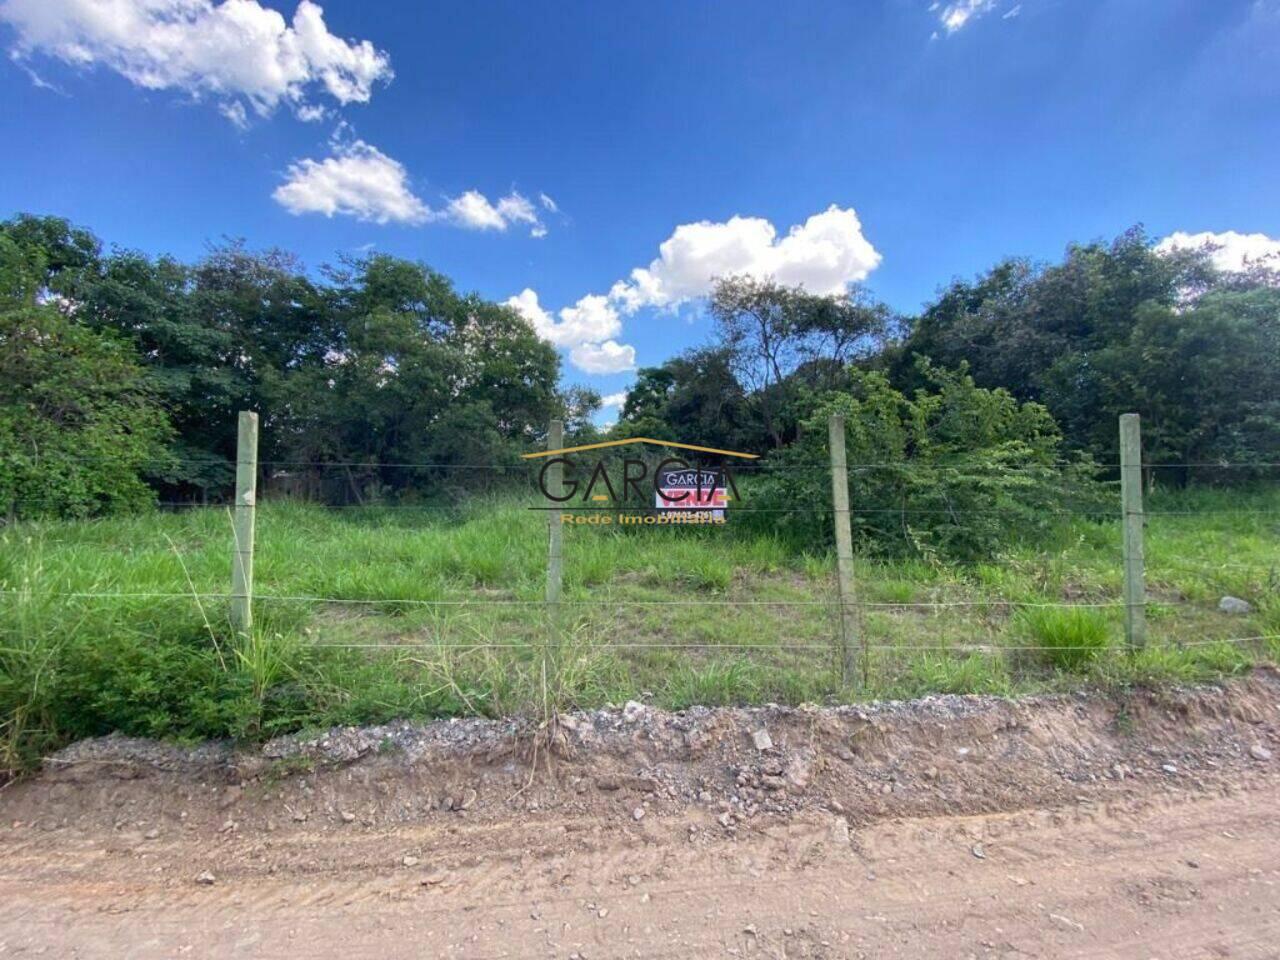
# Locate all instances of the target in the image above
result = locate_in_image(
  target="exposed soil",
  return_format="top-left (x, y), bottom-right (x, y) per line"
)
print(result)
top-left (3, 671), bottom-right (1280, 958)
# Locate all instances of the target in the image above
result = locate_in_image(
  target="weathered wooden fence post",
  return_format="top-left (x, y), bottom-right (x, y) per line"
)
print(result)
top-left (230, 410), bottom-right (259, 636)
top-left (828, 414), bottom-right (860, 685)
top-left (546, 419), bottom-right (564, 616)
top-left (1119, 413), bottom-right (1146, 651)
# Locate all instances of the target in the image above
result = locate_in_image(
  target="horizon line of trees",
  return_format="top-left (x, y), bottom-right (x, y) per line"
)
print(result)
top-left (620, 226), bottom-right (1279, 483)
top-left (2, 214), bottom-right (1277, 522)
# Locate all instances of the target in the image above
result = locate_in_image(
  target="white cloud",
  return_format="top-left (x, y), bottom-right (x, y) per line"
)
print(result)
top-left (608, 205), bottom-right (882, 313)
top-left (1002, 4), bottom-right (1021, 18)
top-left (509, 202), bottom-right (879, 375)
top-left (440, 189), bottom-right (546, 236)
top-left (1155, 230), bottom-right (1280, 273)
top-left (505, 288), bottom-right (554, 334)
top-left (504, 289), bottom-right (621, 348)
top-left (539, 192), bottom-right (559, 213)
top-left (505, 289), bottom-right (635, 374)
top-left (936, 0), bottom-right (997, 33)
top-left (600, 391), bottom-right (628, 408)
top-left (555, 294), bottom-right (621, 345)
top-left (273, 139), bottom-right (429, 225)
top-left (1, 0), bottom-right (393, 122)
top-left (570, 340), bottom-right (636, 374)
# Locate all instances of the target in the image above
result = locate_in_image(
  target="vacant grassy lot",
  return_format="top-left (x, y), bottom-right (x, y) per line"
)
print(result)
top-left (1, 486), bottom-right (1277, 772)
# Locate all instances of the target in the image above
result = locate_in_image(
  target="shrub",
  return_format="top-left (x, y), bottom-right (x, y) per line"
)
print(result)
top-left (740, 361), bottom-right (1106, 560)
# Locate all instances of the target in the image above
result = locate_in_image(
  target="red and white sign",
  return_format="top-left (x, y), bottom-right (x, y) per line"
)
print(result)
top-left (656, 469), bottom-right (727, 519)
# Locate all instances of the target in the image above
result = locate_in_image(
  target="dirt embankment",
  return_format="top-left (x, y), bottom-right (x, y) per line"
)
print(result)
top-left (3, 671), bottom-right (1279, 958)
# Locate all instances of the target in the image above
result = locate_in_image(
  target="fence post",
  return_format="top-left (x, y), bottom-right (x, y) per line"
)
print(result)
top-left (546, 419), bottom-right (564, 615)
top-left (828, 415), bottom-right (860, 685)
top-left (1119, 413), bottom-right (1146, 651)
top-left (230, 411), bottom-right (259, 636)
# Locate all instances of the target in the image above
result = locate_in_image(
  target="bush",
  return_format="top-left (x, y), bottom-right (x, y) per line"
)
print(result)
top-left (740, 361), bottom-right (1106, 560)
top-left (1016, 607), bottom-right (1111, 671)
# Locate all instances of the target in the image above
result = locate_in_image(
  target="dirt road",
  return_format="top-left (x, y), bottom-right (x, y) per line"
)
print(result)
top-left (3, 674), bottom-right (1279, 958)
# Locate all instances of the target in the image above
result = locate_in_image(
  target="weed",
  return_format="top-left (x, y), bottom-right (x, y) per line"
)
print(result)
top-left (1015, 607), bottom-right (1112, 671)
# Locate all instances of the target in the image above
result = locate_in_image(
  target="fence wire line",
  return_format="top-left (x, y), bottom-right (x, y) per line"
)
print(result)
top-left (301, 634), bottom-right (1279, 652)
top-left (6, 497), bottom-right (1277, 518)
top-left (5, 453), bottom-right (1280, 470)
top-left (0, 588), bottom-right (1172, 609)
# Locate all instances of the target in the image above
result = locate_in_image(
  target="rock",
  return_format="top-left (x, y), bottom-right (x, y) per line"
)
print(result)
top-left (420, 873), bottom-right (447, 886)
top-left (1250, 744), bottom-right (1273, 762)
top-left (402, 855), bottom-right (420, 867)
top-left (632, 807), bottom-right (645, 821)
top-left (218, 785), bottom-right (242, 809)
top-left (1219, 596), bottom-right (1253, 615)
top-left (784, 754), bottom-right (812, 789)
top-left (971, 844), bottom-right (986, 860)
top-left (1161, 763), bottom-right (1178, 775)
top-left (829, 818), bottom-right (850, 845)
top-left (458, 788), bottom-right (478, 811)
top-left (340, 811), bottom-right (356, 823)
top-left (194, 871), bottom-right (216, 885)
top-left (143, 829), bottom-right (160, 840)
top-left (751, 728), bottom-right (774, 752)
top-left (622, 700), bottom-right (646, 722)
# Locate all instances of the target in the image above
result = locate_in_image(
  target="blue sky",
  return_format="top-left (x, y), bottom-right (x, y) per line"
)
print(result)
top-left (2, 0), bottom-right (1278, 414)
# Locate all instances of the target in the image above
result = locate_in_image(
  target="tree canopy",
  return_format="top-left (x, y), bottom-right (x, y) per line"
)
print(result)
top-left (3, 213), bottom-right (1275, 523)
top-left (0, 214), bottom-right (575, 515)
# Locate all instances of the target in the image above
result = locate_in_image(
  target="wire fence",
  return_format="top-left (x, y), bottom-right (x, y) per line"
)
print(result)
top-left (2, 418), bottom-right (1277, 687)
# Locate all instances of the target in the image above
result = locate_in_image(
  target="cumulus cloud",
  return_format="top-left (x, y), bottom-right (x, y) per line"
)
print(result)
top-left (1155, 230), bottom-right (1280, 273)
top-left (935, 0), bottom-right (997, 33)
top-left (570, 340), bottom-right (636, 375)
top-left (600, 391), bottom-right (628, 409)
top-left (505, 289), bottom-right (633, 374)
top-left (273, 139), bottom-right (555, 236)
top-left (607, 205), bottom-right (881, 313)
top-left (0, 0), bottom-right (393, 122)
top-left (508, 203), bottom-right (880, 375)
top-left (504, 289), bottom-right (622, 348)
top-left (273, 139), bottom-right (428, 225)
top-left (441, 189), bottom-right (545, 237)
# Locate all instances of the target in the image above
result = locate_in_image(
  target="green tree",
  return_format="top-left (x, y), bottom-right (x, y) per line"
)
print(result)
top-left (710, 277), bottom-right (894, 448)
top-left (0, 304), bottom-right (172, 518)
top-left (744, 362), bottom-right (1102, 559)
top-left (895, 227), bottom-right (1275, 471)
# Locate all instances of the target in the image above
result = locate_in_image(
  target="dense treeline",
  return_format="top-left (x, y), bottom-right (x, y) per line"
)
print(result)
top-left (2, 214), bottom-right (1276, 525)
top-left (0, 214), bottom-right (592, 516)
top-left (623, 228), bottom-right (1279, 477)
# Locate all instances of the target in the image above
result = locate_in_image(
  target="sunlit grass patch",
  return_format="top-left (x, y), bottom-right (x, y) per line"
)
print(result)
top-left (1015, 606), bottom-right (1113, 671)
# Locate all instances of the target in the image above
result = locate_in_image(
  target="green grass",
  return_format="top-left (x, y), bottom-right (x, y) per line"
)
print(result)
top-left (0, 487), bottom-right (1277, 774)
top-left (1016, 606), bottom-right (1112, 670)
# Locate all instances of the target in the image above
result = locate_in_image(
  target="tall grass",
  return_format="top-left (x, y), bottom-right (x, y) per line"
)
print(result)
top-left (1016, 607), bottom-right (1112, 671)
top-left (0, 486), bottom-right (1276, 775)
